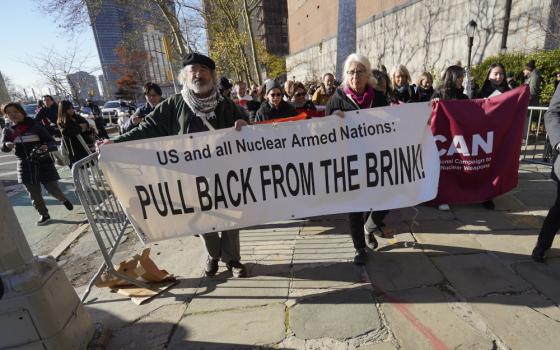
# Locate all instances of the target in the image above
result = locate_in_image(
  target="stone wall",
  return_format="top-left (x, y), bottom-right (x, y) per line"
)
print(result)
top-left (287, 0), bottom-right (555, 83)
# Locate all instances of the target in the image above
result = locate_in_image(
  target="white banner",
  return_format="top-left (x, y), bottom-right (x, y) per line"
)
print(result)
top-left (99, 103), bottom-right (440, 242)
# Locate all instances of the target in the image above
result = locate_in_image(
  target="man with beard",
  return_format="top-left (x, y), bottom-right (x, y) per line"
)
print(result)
top-left (312, 73), bottom-right (336, 106)
top-left (98, 53), bottom-right (249, 278)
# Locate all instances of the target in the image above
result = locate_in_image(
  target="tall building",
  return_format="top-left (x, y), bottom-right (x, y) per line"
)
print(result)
top-left (286, 0), bottom-right (559, 82)
top-left (142, 25), bottom-right (176, 97)
top-left (88, 1), bottom-right (175, 100)
top-left (67, 71), bottom-right (101, 102)
top-left (255, 0), bottom-right (289, 56)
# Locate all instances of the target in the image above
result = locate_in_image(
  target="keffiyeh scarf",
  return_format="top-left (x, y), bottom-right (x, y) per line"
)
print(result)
top-left (181, 85), bottom-right (223, 120)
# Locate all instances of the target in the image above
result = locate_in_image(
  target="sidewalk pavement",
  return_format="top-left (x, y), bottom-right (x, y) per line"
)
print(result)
top-left (63, 163), bottom-right (560, 350)
top-left (8, 167), bottom-right (86, 255)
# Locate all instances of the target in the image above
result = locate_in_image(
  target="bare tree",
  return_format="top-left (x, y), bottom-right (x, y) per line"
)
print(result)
top-left (24, 44), bottom-right (99, 102)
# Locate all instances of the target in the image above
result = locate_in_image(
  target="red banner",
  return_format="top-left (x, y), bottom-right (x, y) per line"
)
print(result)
top-left (431, 85), bottom-right (530, 204)
top-left (254, 112), bottom-right (309, 124)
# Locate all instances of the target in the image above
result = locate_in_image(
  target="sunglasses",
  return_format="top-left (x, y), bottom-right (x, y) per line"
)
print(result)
top-left (269, 93), bottom-right (282, 97)
top-left (295, 92), bottom-right (306, 97)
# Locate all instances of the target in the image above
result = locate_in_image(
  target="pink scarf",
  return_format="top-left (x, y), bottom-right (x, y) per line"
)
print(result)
top-left (343, 84), bottom-right (374, 109)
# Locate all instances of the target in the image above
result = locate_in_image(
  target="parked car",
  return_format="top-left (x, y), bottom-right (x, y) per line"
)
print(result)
top-left (101, 100), bottom-right (135, 123)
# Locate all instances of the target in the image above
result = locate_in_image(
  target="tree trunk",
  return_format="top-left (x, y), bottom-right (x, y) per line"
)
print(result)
top-left (243, 0), bottom-right (262, 84)
top-left (215, 0), bottom-right (255, 83)
top-left (152, 0), bottom-right (190, 56)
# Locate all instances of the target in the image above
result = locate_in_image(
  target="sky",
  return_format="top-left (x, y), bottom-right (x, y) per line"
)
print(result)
top-left (0, 0), bottom-right (101, 96)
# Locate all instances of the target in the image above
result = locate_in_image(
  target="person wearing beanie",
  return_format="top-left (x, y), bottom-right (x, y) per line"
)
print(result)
top-left (254, 79), bottom-right (298, 122)
top-left (218, 76), bottom-right (233, 98)
top-left (523, 59), bottom-right (542, 106)
top-left (98, 52), bottom-right (249, 278)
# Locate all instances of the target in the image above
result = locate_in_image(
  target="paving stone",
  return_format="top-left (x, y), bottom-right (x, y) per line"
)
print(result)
top-left (169, 303), bottom-right (286, 349)
top-left (471, 230), bottom-right (560, 264)
top-left (292, 234), bottom-right (355, 265)
top-left (289, 262), bottom-right (366, 298)
top-left (186, 275), bottom-right (290, 314)
top-left (491, 193), bottom-right (528, 211)
top-left (470, 293), bottom-right (560, 349)
top-left (431, 253), bottom-right (531, 298)
top-left (290, 289), bottom-right (381, 340)
top-left (514, 189), bottom-right (557, 208)
top-left (412, 220), bottom-right (485, 256)
top-left (514, 260), bottom-right (560, 305)
top-left (85, 236), bottom-right (204, 330)
top-left (382, 286), bottom-right (493, 350)
top-left (356, 342), bottom-right (398, 349)
top-left (300, 220), bottom-right (349, 235)
top-left (365, 249), bottom-right (444, 292)
top-left (107, 304), bottom-right (186, 349)
top-left (454, 210), bottom-right (542, 231)
top-left (399, 205), bottom-right (456, 222)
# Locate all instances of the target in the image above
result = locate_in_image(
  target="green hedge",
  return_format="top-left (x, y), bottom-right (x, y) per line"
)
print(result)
top-left (471, 49), bottom-right (560, 105)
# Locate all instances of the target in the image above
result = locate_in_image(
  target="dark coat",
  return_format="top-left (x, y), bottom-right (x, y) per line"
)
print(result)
top-left (292, 100), bottom-right (316, 110)
top-left (415, 86), bottom-right (434, 102)
top-left (477, 82), bottom-right (511, 98)
top-left (113, 93), bottom-right (248, 142)
top-left (255, 100), bottom-right (298, 122)
top-left (123, 103), bottom-right (156, 133)
top-left (325, 87), bottom-right (389, 115)
top-left (431, 88), bottom-right (469, 100)
top-left (394, 84), bottom-right (415, 103)
top-left (58, 114), bottom-right (94, 166)
top-left (1, 117), bottom-right (59, 184)
top-left (545, 84), bottom-right (560, 181)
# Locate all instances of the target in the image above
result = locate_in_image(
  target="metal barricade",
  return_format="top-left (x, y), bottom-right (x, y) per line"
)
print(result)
top-left (72, 152), bottom-right (150, 303)
top-left (521, 106), bottom-right (553, 165)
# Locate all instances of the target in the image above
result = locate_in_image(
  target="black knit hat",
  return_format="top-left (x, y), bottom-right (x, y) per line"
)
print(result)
top-left (182, 52), bottom-right (216, 70)
top-left (218, 77), bottom-right (233, 91)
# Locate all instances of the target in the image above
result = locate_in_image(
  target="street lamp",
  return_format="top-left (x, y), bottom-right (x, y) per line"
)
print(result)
top-left (466, 20), bottom-right (477, 69)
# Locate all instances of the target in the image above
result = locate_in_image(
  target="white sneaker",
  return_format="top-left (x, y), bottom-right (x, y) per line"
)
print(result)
top-left (438, 204), bottom-right (450, 211)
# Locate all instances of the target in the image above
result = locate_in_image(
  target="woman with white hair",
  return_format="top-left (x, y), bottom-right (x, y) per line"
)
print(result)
top-left (325, 53), bottom-right (390, 266)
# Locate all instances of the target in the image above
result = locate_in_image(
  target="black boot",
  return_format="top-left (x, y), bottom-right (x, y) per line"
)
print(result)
top-left (354, 249), bottom-right (367, 266)
top-left (531, 247), bottom-right (546, 263)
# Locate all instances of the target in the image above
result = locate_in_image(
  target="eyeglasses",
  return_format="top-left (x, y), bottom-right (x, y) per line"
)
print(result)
top-left (269, 93), bottom-right (282, 97)
top-left (295, 92), bottom-right (306, 97)
top-left (347, 70), bottom-right (366, 76)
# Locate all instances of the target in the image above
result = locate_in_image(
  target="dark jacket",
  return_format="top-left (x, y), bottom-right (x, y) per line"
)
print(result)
top-left (431, 88), bottom-right (469, 100)
top-left (123, 102), bottom-right (156, 133)
top-left (1, 117), bottom-right (59, 184)
top-left (58, 114), bottom-right (94, 166)
top-left (113, 93), bottom-right (248, 142)
top-left (415, 86), bottom-right (434, 102)
top-left (545, 84), bottom-right (560, 181)
top-left (477, 82), bottom-right (511, 98)
top-left (292, 100), bottom-right (316, 110)
top-left (36, 103), bottom-right (59, 124)
top-left (325, 87), bottom-right (389, 115)
top-left (255, 100), bottom-right (298, 122)
top-left (525, 69), bottom-right (542, 106)
top-left (394, 84), bottom-right (415, 103)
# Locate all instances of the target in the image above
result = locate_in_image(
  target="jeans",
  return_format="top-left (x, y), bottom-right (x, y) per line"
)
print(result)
top-left (200, 230), bottom-right (241, 263)
top-left (24, 181), bottom-right (68, 216)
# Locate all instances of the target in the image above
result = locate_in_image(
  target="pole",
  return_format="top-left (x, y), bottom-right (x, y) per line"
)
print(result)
top-left (0, 183), bottom-right (33, 271)
top-left (335, 0), bottom-right (357, 81)
top-left (0, 182), bottom-right (95, 349)
top-left (500, 0), bottom-right (512, 52)
top-left (467, 37), bottom-right (474, 70)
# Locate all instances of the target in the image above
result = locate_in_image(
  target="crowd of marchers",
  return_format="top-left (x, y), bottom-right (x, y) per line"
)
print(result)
top-left (1, 51), bottom-right (560, 274)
